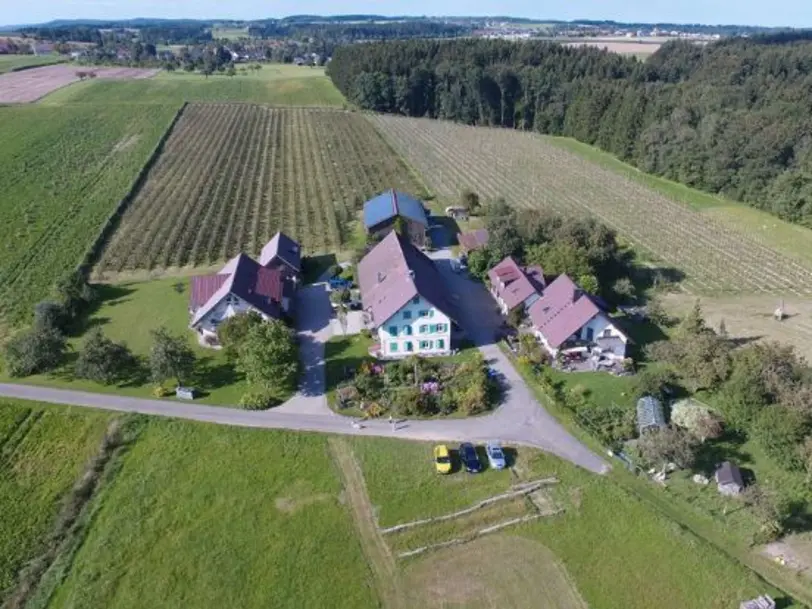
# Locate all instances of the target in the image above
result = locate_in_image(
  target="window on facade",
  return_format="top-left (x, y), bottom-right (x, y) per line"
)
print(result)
top-left (390, 342), bottom-right (398, 353)
top-left (436, 339), bottom-right (445, 350)
top-left (403, 326), bottom-right (412, 336)
top-left (389, 326), bottom-right (398, 336)
top-left (437, 323), bottom-right (446, 332)
top-left (405, 341), bottom-right (413, 352)
top-left (585, 327), bottom-right (594, 342)
top-left (603, 329), bottom-right (612, 337)
top-left (411, 296), bottom-right (420, 305)
top-left (420, 340), bottom-right (432, 349)
top-left (419, 324), bottom-right (428, 334)
top-left (419, 310), bottom-right (429, 317)
top-left (225, 294), bottom-right (238, 305)
top-left (403, 311), bottom-right (412, 320)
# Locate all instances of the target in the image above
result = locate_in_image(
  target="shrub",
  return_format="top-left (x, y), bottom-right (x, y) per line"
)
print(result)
top-left (4, 326), bottom-right (66, 377)
top-left (239, 390), bottom-right (277, 410)
top-left (33, 301), bottom-right (68, 333)
top-left (75, 328), bottom-right (136, 385)
top-left (152, 385), bottom-right (173, 398)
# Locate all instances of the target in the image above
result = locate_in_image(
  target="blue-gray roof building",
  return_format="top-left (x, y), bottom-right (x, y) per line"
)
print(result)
top-left (363, 190), bottom-right (428, 248)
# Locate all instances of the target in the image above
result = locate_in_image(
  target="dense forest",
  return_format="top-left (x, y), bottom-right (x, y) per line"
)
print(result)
top-left (327, 37), bottom-right (812, 226)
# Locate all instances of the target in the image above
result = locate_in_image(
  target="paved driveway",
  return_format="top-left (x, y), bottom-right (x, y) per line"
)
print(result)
top-left (0, 253), bottom-right (609, 474)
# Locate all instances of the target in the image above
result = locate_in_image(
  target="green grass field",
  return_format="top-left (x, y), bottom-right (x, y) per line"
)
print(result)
top-left (0, 277), bottom-right (252, 405)
top-left (41, 65), bottom-right (345, 106)
top-left (0, 54), bottom-right (64, 74)
top-left (0, 103), bottom-right (180, 326)
top-left (0, 401), bottom-right (110, 595)
top-left (47, 420), bottom-right (377, 609)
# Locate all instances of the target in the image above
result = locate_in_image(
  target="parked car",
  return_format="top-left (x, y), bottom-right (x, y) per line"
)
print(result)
top-left (486, 441), bottom-right (506, 470)
top-left (433, 444), bottom-right (452, 474)
top-left (328, 277), bottom-right (352, 290)
top-left (459, 442), bottom-right (482, 473)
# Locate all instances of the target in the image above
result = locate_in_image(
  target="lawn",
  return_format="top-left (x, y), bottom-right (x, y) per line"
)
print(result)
top-left (47, 420), bottom-right (378, 609)
top-left (349, 436), bottom-right (534, 527)
top-left (0, 54), bottom-right (64, 74)
top-left (40, 65), bottom-right (345, 106)
top-left (0, 401), bottom-right (110, 596)
top-left (347, 436), bottom-right (787, 608)
top-left (0, 278), bottom-right (252, 406)
top-left (0, 103), bottom-right (180, 326)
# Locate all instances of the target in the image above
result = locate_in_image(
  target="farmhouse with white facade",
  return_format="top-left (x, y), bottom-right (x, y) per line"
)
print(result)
top-left (358, 231), bottom-right (456, 358)
top-left (189, 232), bottom-right (299, 341)
top-left (527, 274), bottom-right (629, 359)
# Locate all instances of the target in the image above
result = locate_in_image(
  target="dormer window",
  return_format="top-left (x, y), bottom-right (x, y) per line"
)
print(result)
top-left (226, 294), bottom-right (239, 306)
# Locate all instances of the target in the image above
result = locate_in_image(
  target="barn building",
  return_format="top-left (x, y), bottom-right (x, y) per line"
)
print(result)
top-left (363, 190), bottom-right (428, 248)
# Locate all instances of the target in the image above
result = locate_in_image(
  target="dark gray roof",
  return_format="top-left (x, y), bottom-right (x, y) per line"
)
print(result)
top-left (363, 190), bottom-right (428, 229)
top-left (715, 461), bottom-right (744, 487)
top-left (259, 231), bottom-right (301, 272)
top-left (357, 231), bottom-right (455, 328)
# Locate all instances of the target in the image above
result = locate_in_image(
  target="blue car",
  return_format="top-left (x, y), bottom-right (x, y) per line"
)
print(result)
top-left (459, 442), bottom-right (482, 474)
top-left (328, 277), bottom-right (352, 290)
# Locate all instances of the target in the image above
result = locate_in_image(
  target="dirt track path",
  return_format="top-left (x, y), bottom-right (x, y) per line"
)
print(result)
top-left (328, 438), bottom-right (403, 609)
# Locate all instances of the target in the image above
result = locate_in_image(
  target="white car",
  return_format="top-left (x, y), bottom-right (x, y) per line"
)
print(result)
top-left (486, 441), bottom-right (506, 470)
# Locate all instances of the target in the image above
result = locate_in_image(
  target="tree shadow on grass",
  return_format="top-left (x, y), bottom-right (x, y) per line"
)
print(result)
top-left (301, 253), bottom-right (338, 284)
top-left (70, 284), bottom-right (136, 337)
top-left (191, 356), bottom-right (241, 397)
top-left (691, 431), bottom-right (751, 477)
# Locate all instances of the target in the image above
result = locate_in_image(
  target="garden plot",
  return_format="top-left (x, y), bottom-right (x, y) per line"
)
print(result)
top-left (369, 114), bottom-right (812, 297)
top-left (97, 104), bottom-right (423, 274)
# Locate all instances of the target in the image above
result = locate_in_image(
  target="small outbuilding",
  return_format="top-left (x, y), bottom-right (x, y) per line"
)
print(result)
top-left (739, 595), bottom-right (775, 609)
top-left (715, 461), bottom-right (744, 496)
top-left (636, 396), bottom-right (666, 434)
top-left (458, 228), bottom-right (489, 253)
top-left (363, 190), bottom-right (428, 248)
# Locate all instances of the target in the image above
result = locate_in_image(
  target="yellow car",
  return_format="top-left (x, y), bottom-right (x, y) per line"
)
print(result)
top-left (433, 444), bottom-right (452, 474)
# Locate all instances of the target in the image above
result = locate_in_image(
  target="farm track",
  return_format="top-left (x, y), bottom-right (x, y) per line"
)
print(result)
top-left (369, 115), bottom-right (812, 296)
top-left (97, 104), bottom-right (423, 273)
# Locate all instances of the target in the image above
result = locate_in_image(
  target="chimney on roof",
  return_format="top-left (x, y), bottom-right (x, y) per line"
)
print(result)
top-left (407, 269), bottom-right (415, 281)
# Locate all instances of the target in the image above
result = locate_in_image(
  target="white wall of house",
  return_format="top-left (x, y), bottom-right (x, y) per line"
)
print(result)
top-left (534, 313), bottom-right (628, 358)
top-left (193, 293), bottom-right (274, 335)
top-left (376, 295), bottom-right (452, 358)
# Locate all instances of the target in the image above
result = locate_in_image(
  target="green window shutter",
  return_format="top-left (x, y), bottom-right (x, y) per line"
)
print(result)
top-left (390, 342), bottom-right (398, 352)
top-left (437, 339), bottom-right (445, 349)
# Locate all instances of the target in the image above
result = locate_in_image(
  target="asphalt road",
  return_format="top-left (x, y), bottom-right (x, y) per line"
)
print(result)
top-left (0, 250), bottom-right (609, 475)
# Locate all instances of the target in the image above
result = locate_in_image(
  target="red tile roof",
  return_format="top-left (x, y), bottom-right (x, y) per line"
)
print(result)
top-left (190, 254), bottom-right (287, 327)
top-left (487, 256), bottom-right (546, 311)
top-left (527, 274), bottom-right (603, 348)
top-left (357, 231), bottom-right (455, 328)
top-left (458, 229), bottom-right (489, 252)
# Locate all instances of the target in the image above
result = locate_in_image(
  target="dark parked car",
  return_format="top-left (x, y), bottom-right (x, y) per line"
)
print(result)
top-left (459, 442), bottom-right (482, 473)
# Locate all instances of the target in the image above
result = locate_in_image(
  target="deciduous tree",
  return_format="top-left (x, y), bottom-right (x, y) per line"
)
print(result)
top-left (149, 326), bottom-right (196, 386)
top-left (75, 328), bottom-right (135, 385)
top-left (237, 320), bottom-right (298, 393)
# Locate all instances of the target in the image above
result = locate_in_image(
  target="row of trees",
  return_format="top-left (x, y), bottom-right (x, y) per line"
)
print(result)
top-left (465, 198), bottom-right (636, 305)
top-left (328, 36), bottom-right (812, 226)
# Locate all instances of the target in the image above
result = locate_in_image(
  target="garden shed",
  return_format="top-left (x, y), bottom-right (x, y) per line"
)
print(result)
top-left (636, 396), bottom-right (666, 434)
top-left (715, 461), bottom-right (744, 496)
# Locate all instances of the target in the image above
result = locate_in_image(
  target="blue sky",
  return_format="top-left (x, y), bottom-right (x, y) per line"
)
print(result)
top-left (4, 0), bottom-right (811, 28)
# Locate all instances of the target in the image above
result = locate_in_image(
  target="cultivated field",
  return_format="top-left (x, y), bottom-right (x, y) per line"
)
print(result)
top-left (563, 37), bottom-right (665, 56)
top-left (0, 54), bottom-right (65, 74)
top-left (0, 64), bottom-right (158, 103)
top-left (0, 402), bottom-right (110, 594)
top-left (0, 103), bottom-right (179, 324)
top-left (41, 65), bottom-right (345, 106)
top-left (97, 104), bottom-right (423, 273)
top-left (370, 115), bottom-right (812, 296)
